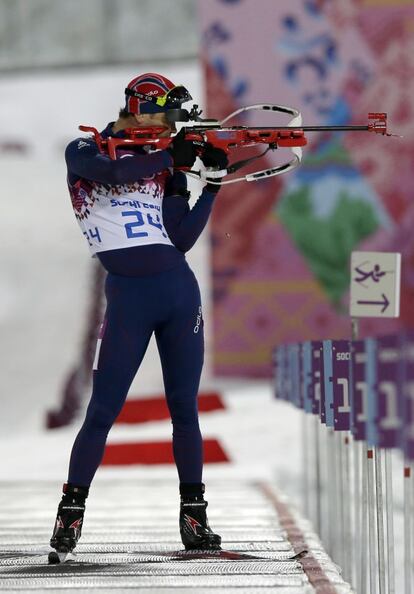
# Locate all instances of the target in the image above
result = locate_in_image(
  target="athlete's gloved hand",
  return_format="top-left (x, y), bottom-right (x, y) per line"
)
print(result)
top-left (201, 144), bottom-right (228, 169)
top-left (167, 128), bottom-right (197, 168)
top-left (165, 171), bottom-right (190, 200)
top-left (201, 144), bottom-right (228, 194)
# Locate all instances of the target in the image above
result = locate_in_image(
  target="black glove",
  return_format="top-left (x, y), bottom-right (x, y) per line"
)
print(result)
top-left (167, 128), bottom-right (197, 168)
top-left (201, 144), bottom-right (228, 194)
top-left (201, 144), bottom-right (228, 169)
top-left (165, 171), bottom-right (190, 200)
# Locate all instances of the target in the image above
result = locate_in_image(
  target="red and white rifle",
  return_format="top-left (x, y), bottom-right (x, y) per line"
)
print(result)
top-left (80, 104), bottom-right (392, 185)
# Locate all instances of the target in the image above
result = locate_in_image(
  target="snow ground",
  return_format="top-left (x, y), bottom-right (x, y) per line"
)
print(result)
top-left (0, 377), bottom-right (407, 593)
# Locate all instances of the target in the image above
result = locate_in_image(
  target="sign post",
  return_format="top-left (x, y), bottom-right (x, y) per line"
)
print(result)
top-left (350, 251), bottom-right (401, 594)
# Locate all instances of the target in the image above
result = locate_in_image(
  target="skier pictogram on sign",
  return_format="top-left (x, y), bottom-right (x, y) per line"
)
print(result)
top-left (350, 252), bottom-right (401, 318)
top-left (354, 263), bottom-right (387, 286)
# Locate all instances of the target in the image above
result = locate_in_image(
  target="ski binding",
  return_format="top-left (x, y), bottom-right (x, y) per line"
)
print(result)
top-left (48, 550), bottom-right (76, 564)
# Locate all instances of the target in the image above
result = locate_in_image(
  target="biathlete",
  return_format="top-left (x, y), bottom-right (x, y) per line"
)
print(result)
top-left (49, 73), bottom-right (227, 558)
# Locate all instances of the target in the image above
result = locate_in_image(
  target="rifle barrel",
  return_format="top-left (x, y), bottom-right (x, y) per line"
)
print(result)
top-left (291, 125), bottom-right (369, 131)
top-left (241, 125), bottom-right (370, 132)
top-left (193, 125), bottom-right (371, 132)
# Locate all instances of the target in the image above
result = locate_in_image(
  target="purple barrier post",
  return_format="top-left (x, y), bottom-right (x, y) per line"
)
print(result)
top-left (321, 340), bottom-right (339, 559)
top-left (369, 335), bottom-right (404, 448)
top-left (350, 340), bottom-right (368, 442)
top-left (366, 333), bottom-right (402, 594)
top-left (377, 334), bottom-right (401, 594)
top-left (332, 340), bottom-right (352, 432)
top-left (311, 341), bottom-right (323, 416)
top-left (350, 338), bottom-right (368, 593)
top-left (317, 342), bottom-right (327, 426)
top-left (302, 341), bottom-right (312, 414)
top-left (300, 341), bottom-right (312, 519)
top-left (401, 331), bottom-right (414, 460)
top-left (332, 339), bottom-right (353, 580)
top-left (297, 343), bottom-right (305, 411)
top-left (365, 337), bottom-right (379, 449)
top-left (310, 340), bottom-right (323, 538)
top-left (274, 345), bottom-right (287, 401)
top-left (323, 340), bottom-right (334, 428)
top-left (329, 339), bottom-right (352, 574)
top-left (287, 343), bottom-right (301, 409)
top-left (401, 331), bottom-right (414, 594)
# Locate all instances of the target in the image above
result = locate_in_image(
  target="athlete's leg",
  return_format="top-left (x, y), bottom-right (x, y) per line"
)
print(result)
top-left (68, 274), bottom-right (153, 486)
top-left (155, 264), bottom-right (221, 549)
top-left (155, 265), bottom-right (204, 484)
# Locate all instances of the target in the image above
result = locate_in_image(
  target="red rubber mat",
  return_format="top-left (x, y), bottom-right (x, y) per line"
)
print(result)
top-left (102, 438), bottom-right (230, 465)
top-left (115, 392), bottom-right (226, 424)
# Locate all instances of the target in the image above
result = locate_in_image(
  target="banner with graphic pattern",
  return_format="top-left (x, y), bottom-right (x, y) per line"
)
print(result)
top-left (200, 0), bottom-right (414, 377)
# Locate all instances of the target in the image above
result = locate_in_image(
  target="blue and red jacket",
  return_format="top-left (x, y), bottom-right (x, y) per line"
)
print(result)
top-left (65, 123), bottom-right (217, 276)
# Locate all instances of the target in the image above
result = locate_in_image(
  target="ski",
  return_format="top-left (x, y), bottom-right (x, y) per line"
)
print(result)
top-left (164, 548), bottom-right (308, 561)
top-left (46, 547), bottom-right (307, 564)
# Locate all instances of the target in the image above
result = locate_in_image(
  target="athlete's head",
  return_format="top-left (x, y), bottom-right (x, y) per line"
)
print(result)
top-left (119, 72), bottom-right (192, 136)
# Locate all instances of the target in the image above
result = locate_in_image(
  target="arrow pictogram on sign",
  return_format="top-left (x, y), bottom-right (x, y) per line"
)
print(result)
top-left (356, 293), bottom-right (390, 313)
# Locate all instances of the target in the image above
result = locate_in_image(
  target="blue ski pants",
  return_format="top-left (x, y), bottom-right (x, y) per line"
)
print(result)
top-left (68, 261), bottom-right (204, 486)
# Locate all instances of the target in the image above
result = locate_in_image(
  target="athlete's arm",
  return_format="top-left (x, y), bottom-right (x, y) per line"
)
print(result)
top-left (163, 172), bottom-right (216, 253)
top-left (65, 138), bottom-right (173, 185)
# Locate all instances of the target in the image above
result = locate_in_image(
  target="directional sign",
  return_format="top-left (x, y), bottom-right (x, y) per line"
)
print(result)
top-left (350, 251), bottom-right (401, 318)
